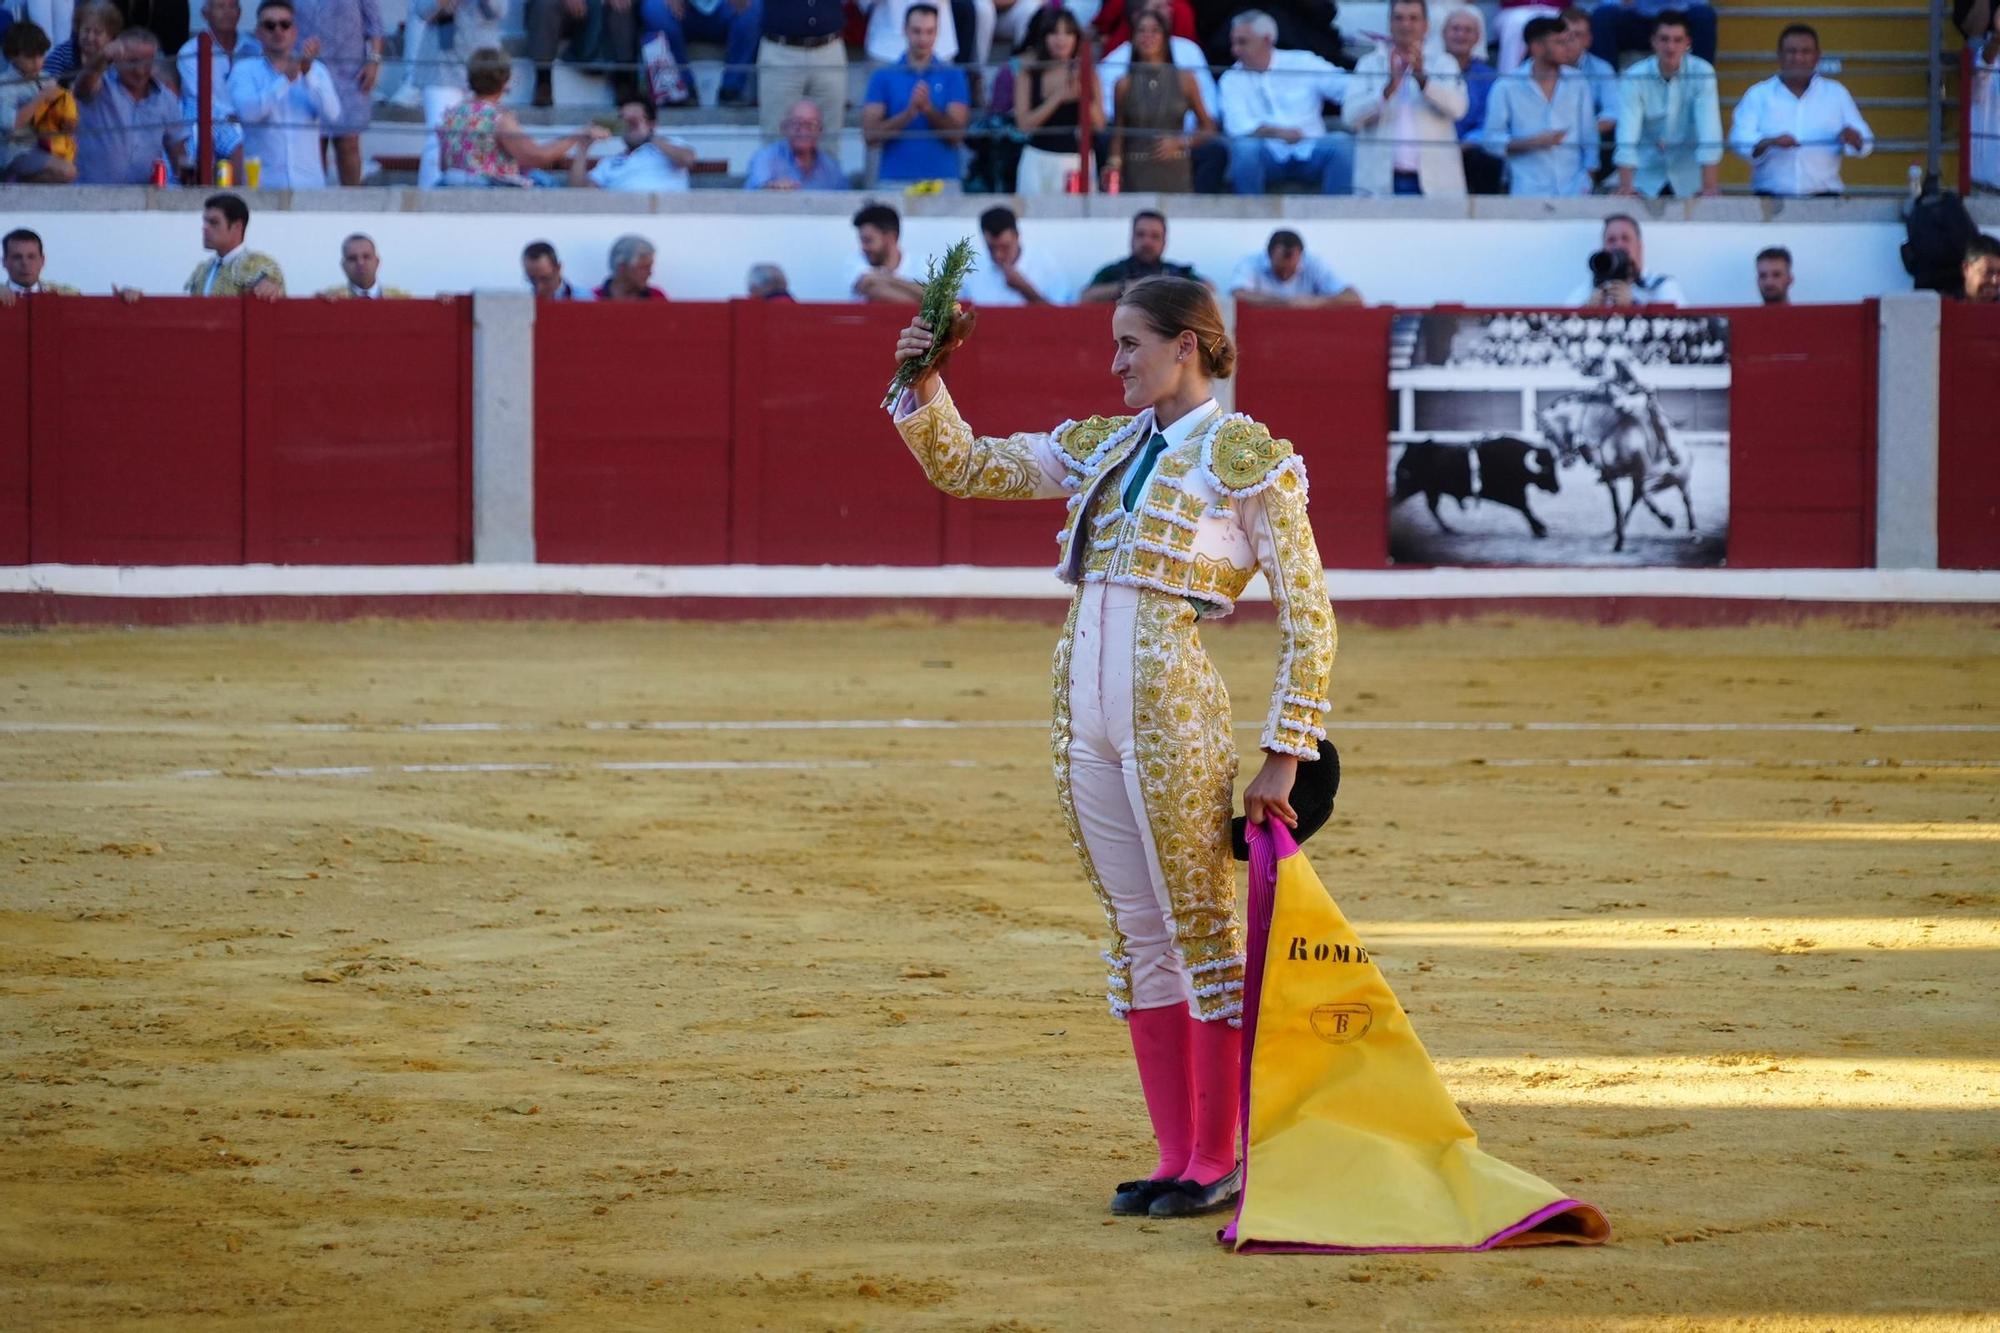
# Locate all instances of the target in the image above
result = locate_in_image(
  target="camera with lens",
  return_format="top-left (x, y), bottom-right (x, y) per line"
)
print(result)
top-left (1589, 249), bottom-right (1637, 287)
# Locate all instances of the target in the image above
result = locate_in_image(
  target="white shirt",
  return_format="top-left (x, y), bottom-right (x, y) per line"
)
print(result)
top-left (1218, 50), bottom-right (1350, 162)
top-left (1119, 395), bottom-right (1220, 498)
top-left (201, 242), bottom-right (248, 295)
top-left (176, 31), bottom-right (260, 118)
top-left (862, 0), bottom-right (959, 65)
top-left (1229, 250), bottom-right (1349, 298)
top-left (588, 140), bottom-right (692, 193)
top-left (1565, 270), bottom-right (1686, 307)
top-left (7, 279), bottom-right (42, 294)
top-left (962, 244), bottom-right (1072, 306)
top-left (1387, 60), bottom-right (1424, 171)
top-left (1728, 73), bottom-right (1874, 196)
top-left (846, 248), bottom-right (921, 301)
top-left (1976, 40), bottom-right (2000, 191)
top-left (1097, 34), bottom-right (1218, 131)
top-left (227, 56), bottom-right (344, 189)
top-left (347, 283), bottom-right (383, 298)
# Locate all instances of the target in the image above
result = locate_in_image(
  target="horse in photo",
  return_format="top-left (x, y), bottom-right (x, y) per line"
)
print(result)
top-left (1538, 390), bottom-right (1696, 554)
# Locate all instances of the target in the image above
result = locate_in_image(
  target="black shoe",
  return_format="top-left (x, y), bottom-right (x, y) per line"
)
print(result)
top-left (1147, 1166), bottom-right (1242, 1218)
top-left (1110, 1177), bottom-right (1176, 1216)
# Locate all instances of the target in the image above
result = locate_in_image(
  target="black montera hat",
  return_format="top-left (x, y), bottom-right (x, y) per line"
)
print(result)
top-left (1230, 739), bottom-right (1340, 861)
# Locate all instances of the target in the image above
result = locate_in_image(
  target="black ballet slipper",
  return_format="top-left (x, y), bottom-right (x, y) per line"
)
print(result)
top-left (1146, 1166), bottom-right (1243, 1218)
top-left (1110, 1177), bottom-right (1178, 1216)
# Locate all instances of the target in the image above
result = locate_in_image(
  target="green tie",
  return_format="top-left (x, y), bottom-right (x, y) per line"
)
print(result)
top-left (1122, 432), bottom-right (1168, 511)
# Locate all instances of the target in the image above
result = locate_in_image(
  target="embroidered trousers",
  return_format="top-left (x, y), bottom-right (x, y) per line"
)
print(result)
top-left (1055, 582), bottom-right (1246, 1022)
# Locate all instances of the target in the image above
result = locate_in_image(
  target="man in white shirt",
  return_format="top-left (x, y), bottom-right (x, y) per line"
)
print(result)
top-left (848, 200), bottom-right (926, 304)
top-left (318, 233), bottom-right (412, 299)
top-left (1754, 245), bottom-right (1792, 305)
top-left (1566, 212), bottom-right (1685, 307)
top-left (1727, 23), bottom-right (1872, 196)
top-left (227, 0), bottom-right (342, 190)
top-left (1341, 0), bottom-right (1468, 196)
top-left (177, 0), bottom-right (260, 176)
top-left (1230, 228), bottom-right (1360, 306)
top-left (567, 100), bottom-right (698, 192)
top-left (962, 205), bottom-right (1071, 306)
top-left (1217, 9), bottom-right (1354, 195)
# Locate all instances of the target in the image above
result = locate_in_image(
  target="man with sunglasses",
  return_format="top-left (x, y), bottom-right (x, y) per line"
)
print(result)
top-left (226, 0), bottom-right (341, 189)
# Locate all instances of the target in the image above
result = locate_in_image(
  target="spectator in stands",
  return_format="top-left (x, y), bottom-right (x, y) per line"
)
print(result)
top-left (2, 21), bottom-right (77, 183)
top-left (747, 262), bottom-right (792, 299)
top-left (1965, 233), bottom-right (2000, 303)
top-left (639, 0), bottom-right (761, 109)
top-left (1754, 244), bottom-right (1792, 305)
top-left (1973, 20), bottom-right (1998, 193)
top-left (1560, 6), bottom-right (1618, 183)
top-left (522, 239), bottom-right (588, 299)
top-left (596, 234), bottom-right (667, 300)
top-left (1343, 0), bottom-right (1467, 197)
top-left (316, 233), bottom-right (411, 298)
top-left (1482, 15), bottom-right (1595, 196)
top-left (228, 0), bottom-right (343, 189)
top-left (294, 0), bottom-right (384, 186)
top-left (1012, 7), bottom-right (1094, 195)
top-left (1566, 211), bottom-right (1683, 306)
top-left (526, 0), bottom-right (638, 108)
top-left (72, 28), bottom-right (190, 185)
top-left (1727, 24), bottom-right (1873, 197)
top-left (756, 0), bottom-right (847, 142)
top-left (1098, 0), bottom-right (1219, 149)
top-left (1107, 7), bottom-right (1217, 195)
top-left (409, 0), bottom-right (504, 189)
top-left (744, 97), bottom-right (848, 188)
top-left (1203, 0), bottom-right (1344, 68)
top-left (435, 47), bottom-right (609, 186)
top-left (1, 228), bottom-right (79, 302)
top-left (44, 0), bottom-right (119, 79)
top-left (1219, 9), bottom-right (1353, 196)
top-left (177, 0), bottom-right (258, 185)
top-left (861, 0), bottom-right (989, 73)
top-left (568, 98), bottom-right (697, 190)
top-left (961, 205), bottom-right (1070, 305)
top-left (1079, 208), bottom-right (1206, 301)
top-left (1440, 6), bottom-right (1499, 194)
top-left (1613, 10), bottom-right (1720, 198)
top-left (1230, 227), bottom-right (1360, 306)
top-left (184, 192), bottom-right (284, 298)
top-left (861, 4), bottom-right (970, 187)
top-left (848, 200), bottom-right (925, 303)
top-left (1588, 0), bottom-right (1713, 65)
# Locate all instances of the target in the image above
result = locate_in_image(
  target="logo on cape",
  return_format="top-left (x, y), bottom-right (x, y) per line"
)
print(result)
top-left (1309, 1003), bottom-right (1373, 1045)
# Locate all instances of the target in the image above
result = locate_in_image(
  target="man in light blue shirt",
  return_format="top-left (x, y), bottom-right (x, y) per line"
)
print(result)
top-left (227, 0), bottom-right (342, 189)
top-left (1483, 16), bottom-right (1596, 196)
top-left (1613, 10), bottom-right (1720, 198)
top-left (743, 97), bottom-right (849, 188)
top-left (73, 28), bottom-right (192, 184)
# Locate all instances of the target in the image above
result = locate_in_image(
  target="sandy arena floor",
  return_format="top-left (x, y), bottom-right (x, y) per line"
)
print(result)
top-left (1, 614), bottom-right (1997, 1332)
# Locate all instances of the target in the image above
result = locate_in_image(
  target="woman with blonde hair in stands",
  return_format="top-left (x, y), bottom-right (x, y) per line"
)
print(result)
top-left (886, 278), bottom-right (1336, 1221)
top-left (1441, 4), bottom-right (1503, 193)
top-left (42, 0), bottom-right (119, 79)
top-left (434, 46), bottom-right (607, 187)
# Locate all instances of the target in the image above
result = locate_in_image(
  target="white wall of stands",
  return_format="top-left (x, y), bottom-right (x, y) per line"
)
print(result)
top-left (5, 195), bottom-right (1942, 304)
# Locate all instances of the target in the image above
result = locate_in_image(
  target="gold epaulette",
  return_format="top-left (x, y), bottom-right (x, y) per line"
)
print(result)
top-left (1055, 415), bottom-right (1136, 470)
top-left (1206, 418), bottom-right (1296, 494)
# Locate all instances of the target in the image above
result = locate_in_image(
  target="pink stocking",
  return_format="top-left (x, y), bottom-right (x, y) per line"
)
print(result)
top-left (1126, 1004), bottom-right (1193, 1181)
top-left (1182, 1012), bottom-right (1242, 1186)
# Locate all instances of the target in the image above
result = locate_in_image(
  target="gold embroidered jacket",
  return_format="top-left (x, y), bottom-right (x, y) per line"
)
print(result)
top-left (894, 383), bottom-right (1336, 758)
top-left (183, 252), bottom-right (287, 298)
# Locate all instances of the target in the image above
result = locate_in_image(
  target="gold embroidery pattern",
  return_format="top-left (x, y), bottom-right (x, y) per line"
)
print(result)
top-left (1209, 419), bottom-right (1295, 493)
top-left (1257, 466), bottom-right (1338, 757)
top-left (1055, 415), bottom-right (1137, 469)
top-left (1131, 593), bottom-right (1245, 1021)
top-left (894, 385), bottom-right (1050, 501)
top-left (1050, 593), bottom-right (1133, 1016)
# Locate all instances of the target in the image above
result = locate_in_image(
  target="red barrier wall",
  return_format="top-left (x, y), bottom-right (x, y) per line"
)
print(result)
top-left (536, 302), bottom-right (733, 565)
top-left (13, 296), bottom-right (471, 566)
top-left (1938, 302), bottom-right (2000, 570)
top-left (1727, 301), bottom-right (1876, 568)
top-left (0, 305), bottom-right (27, 565)
top-left (1236, 303), bottom-right (1878, 570)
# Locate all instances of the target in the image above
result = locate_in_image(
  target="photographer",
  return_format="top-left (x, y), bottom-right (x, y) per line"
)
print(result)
top-left (1566, 213), bottom-right (1685, 308)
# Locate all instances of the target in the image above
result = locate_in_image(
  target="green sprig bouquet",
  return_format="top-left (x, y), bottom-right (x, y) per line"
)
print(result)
top-left (881, 238), bottom-right (978, 410)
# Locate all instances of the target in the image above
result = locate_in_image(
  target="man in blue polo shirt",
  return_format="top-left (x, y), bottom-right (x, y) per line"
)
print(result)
top-left (860, 3), bottom-right (968, 187)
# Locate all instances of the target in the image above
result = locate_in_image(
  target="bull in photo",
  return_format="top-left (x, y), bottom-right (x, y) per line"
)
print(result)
top-left (1392, 438), bottom-right (1562, 539)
